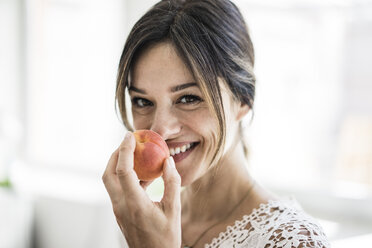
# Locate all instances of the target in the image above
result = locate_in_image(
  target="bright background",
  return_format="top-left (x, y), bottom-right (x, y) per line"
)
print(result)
top-left (1, 0), bottom-right (372, 247)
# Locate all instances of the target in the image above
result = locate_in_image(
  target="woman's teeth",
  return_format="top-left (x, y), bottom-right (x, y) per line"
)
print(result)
top-left (169, 143), bottom-right (192, 156)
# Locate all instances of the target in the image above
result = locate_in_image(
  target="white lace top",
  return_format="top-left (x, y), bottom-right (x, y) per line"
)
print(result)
top-left (205, 198), bottom-right (330, 248)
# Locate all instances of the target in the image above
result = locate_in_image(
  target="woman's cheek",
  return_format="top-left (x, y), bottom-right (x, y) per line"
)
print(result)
top-left (133, 114), bottom-right (150, 130)
top-left (181, 105), bottom-right (211, 121)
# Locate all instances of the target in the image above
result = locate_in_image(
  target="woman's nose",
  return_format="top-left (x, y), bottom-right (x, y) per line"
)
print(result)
top-left (150, 107), bottom-right (181, 140)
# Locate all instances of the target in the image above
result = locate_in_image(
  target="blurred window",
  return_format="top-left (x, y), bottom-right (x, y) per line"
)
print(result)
top-left (235, 0), bottom-right (372, 196)
top-left (0, 0), bottom-right (23, 181)
top-left (24, 0), bottom-right (126, 174)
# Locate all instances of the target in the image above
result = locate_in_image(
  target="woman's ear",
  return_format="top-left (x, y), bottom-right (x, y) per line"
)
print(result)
top-left (236, 103), bottom-right (250, 121)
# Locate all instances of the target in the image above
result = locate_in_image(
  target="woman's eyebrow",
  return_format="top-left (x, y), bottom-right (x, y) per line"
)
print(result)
top-left (129, 82), bottom-right (198, 94)
top-left (128, 86), bottom-right (146, 94)
top-left (171, 82), bottom-right (198, 92)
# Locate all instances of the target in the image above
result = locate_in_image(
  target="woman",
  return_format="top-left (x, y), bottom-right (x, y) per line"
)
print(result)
top-left (102, 0), bottom-right (330, 247)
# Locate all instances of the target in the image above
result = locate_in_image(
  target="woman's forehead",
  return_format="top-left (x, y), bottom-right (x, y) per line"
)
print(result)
top-left (130, 43), bottom-right (195, 89)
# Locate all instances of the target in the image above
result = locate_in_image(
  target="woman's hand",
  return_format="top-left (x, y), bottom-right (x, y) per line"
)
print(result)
top-left (102, 132), bottom-right (182, 248)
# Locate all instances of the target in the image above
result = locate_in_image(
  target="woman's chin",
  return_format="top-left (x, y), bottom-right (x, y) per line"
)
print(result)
top-left (175, 166), bottom-right (195, 187)
top-left (177, 166), bottom-right (208, 187)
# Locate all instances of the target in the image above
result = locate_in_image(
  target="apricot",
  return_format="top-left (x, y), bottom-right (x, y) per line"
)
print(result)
top-left (133, 130), bottom-right (170, 181)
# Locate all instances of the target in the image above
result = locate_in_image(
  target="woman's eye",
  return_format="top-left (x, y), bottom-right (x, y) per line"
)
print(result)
top-left (132, 97), bottom-right (153, 108)
top-left (177, 95), bottom-right (203, 105)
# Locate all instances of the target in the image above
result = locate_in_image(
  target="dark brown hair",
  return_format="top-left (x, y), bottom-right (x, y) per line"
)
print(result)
top-left (116, 0), bottom-right (256, 164)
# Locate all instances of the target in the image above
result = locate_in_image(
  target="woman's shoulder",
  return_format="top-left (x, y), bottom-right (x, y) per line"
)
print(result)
top-left (205, 198), bottom-right (331, 248)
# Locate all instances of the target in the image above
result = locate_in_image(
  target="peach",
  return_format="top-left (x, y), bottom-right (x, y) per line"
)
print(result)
top-left (133, 130), bottom-right (170, 181)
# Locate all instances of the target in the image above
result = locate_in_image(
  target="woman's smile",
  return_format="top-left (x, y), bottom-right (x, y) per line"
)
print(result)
top-left (167, 141), bottom-right (200, 163)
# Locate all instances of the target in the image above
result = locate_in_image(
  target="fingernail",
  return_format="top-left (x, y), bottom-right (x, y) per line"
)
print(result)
top-left (168, 156), bottom-right (175, 169)
top-left (125, 131), bottom-right (132, 140)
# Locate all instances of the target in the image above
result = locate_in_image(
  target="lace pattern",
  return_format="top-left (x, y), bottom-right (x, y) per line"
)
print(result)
top-left (205, 198), bottom-right (330, 248)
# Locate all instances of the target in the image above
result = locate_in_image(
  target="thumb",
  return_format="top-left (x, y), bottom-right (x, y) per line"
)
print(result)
top-left (161, 156), bottom-right (181, 216)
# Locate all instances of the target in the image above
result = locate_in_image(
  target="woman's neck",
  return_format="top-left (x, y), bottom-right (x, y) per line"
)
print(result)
top-left (181, 142), bottom-right (255, 223)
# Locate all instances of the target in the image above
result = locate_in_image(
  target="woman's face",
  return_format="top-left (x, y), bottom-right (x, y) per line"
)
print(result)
top-left (129, 42), bottom-right (245, 185)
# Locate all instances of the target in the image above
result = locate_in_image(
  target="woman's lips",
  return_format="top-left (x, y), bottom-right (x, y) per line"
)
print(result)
top-left (170, 142), bottom-right (199, 163)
